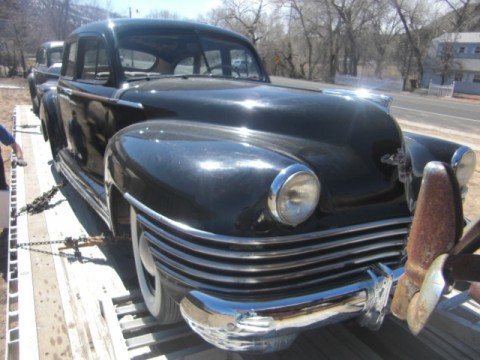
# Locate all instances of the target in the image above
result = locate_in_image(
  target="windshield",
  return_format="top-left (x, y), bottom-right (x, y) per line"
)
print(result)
top-left (48, 47), bottom-right (63, 66)
top-left (117, 30), bottom-right (263, 81)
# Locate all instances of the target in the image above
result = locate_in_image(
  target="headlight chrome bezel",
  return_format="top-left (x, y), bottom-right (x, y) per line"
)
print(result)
top-left (268, 164), bottom-right (321, 227)
top-left (451, 146), bottom-right (476, 197)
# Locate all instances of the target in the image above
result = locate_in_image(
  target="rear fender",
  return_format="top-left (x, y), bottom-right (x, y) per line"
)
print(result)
top-left (104, 120), bottom-right (301, 235)
top-left (40, 90), bottom-right (65, 148)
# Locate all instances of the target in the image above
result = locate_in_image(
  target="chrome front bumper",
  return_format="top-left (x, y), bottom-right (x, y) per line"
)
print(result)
top-left (180, 263), bottom-right (403, 353)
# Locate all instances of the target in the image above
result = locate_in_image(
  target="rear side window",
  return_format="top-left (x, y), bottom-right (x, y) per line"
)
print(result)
top-left (79, 37), bottom-right (110, 84)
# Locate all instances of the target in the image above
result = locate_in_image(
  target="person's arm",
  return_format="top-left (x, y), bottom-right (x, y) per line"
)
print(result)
top-left (10, 142), bottom-right (27, 166)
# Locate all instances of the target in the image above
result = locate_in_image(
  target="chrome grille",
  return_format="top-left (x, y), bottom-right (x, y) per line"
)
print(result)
top-left (126, 193), bottom-right (411, 299)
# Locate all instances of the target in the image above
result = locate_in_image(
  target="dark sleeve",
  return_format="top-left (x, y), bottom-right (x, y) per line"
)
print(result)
top-left (0, 124), bottom-right (15, 146)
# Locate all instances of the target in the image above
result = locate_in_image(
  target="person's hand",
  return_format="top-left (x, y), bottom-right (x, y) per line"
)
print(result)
top-left (14, 158), bottom-right (27, 167)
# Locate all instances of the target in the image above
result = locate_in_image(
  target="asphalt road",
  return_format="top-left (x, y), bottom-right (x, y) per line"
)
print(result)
top-left (270, 76), bottom-right (480, 134)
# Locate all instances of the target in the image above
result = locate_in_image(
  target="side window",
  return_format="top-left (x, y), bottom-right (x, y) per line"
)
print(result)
top-left (79, 37), bottom-right (110, 83)
top-left (230, 50), bottom-right (260, 79)
top-left (175, 57), bottom-right (194, 75)
top-left (199, 50), bottom-right (222, 74)
top-left (119, 49), bottom-right (158, 79)
top-left (63, 42), bottom-right (78, 79)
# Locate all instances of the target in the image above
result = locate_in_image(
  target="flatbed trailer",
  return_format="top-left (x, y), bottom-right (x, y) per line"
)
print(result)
top-left (4, 105), bottom-right (480, 359)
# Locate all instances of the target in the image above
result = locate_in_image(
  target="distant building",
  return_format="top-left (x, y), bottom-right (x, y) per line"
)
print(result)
top-left (422, 32), bottom-right (480, 95)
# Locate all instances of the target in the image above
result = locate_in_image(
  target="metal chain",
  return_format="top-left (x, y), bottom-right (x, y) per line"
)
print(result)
top-left (16, 124), bottom-right (39, 130)
top-left (15, 245), bottom-right (86, 262)
top-left (17, 235), bottom-right (99, 247)
top-left (15, 234), bottom-right (131, 262)
top-left (12, 180), bottom-right (132, 261)
top-left (13, 181), bottom-right (67, 218)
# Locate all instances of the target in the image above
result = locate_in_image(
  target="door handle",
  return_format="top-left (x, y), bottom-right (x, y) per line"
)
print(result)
top-left (59, 87), bottom-right (73, 96)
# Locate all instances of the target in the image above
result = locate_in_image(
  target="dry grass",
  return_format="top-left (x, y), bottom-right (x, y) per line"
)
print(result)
top-left (0, 78), bottom-right (31, 181)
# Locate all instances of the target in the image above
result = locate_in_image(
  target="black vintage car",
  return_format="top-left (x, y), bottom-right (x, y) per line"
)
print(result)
top-left (39, 19), bottom-right (476, 353)
top-left (28, 41), bottom-right (64, 114)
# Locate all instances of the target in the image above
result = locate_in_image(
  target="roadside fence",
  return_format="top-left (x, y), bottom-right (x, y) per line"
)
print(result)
top-left (334, 74), bottom-right (403, 92)
top-left (428, 80), bottom-right (455, 97)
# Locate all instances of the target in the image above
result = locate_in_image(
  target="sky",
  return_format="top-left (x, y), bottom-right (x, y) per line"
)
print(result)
top-left (91, 0), bottom-right (221, 20)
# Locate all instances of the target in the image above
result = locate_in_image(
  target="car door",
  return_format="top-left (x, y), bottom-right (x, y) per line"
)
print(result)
top-left (57, 35), bottom-right (116, 183)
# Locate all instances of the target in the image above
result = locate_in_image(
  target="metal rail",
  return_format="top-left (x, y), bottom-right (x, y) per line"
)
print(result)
top-left (5, 106), bottom-right (39, 360)
top-left (100, 290), bottom-right (216, 360)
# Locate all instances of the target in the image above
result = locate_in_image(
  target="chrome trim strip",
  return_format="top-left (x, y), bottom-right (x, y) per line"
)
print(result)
top-left (124, 192), bottom-right (412, 245)
top-left (152, 244), bottom-right (401, 287)
top-left (113, 99), bottom-right (144, 109)
top-left (139, 213), bottom-right (407, 260)
top-left (59, 87), bottom-right (144, 109)
top-left (57, 156), bottom-right (110, 226)
top-left (67, 88), bottom-right (109, 102)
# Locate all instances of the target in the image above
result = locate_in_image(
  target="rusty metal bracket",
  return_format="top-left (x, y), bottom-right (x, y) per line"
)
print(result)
top-left (391, 161), bottom-right (463, 320)
top-left (391, 161), bottom-right (480, 335)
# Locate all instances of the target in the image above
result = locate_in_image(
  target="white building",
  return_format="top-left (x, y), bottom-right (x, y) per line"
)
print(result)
top-left (422, 32), bottom-right (480, 95)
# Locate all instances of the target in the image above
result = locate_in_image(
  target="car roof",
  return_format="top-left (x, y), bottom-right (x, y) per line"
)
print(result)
top-left (68, 18), bottom-right (252, 44)
top-left (40, 41), bottom-right (64, 49)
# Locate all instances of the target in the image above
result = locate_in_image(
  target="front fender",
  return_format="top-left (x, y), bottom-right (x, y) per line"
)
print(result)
top-left (27, 73), bottom-right (36, 97)
top-left (105, 120), bottom-right (303, 235)
top-left (404, 132), bottom-right (474, 204)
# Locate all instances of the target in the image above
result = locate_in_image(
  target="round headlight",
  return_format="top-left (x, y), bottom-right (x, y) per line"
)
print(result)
top-left (268, 164), bottom-right (320, 226)
top-left (451, 147), bottom-right (476, 191)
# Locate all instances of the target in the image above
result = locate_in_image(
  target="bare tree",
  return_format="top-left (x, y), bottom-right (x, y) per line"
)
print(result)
top-left (1, 0), bottom-right (46, 75)
top-left (330, 0), bottom-right (371, 76)
top-left (208, 0), bottom-right (269, 45)
top-left (38, 0), bottom-right (72, 40)
top-left (439, 0), bottom-right (480, 31)
top-left (147, 9), bottom-right (180, 20)
top-left (390, 0), bottom-right (442, 84)
top-left (275, 0), bottom-right (331, 80)
top-left (369, 0), bottom-right (402, 78)
top-left (314, 0), bottom-right (342, 82)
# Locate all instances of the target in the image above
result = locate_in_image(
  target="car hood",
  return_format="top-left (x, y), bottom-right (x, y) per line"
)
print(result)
top-left (114, 77), bottom-right (407, 230)
top-left (118, 77), bottom-right (401, 149)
